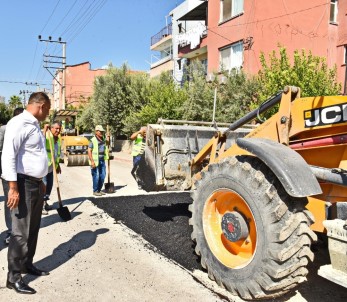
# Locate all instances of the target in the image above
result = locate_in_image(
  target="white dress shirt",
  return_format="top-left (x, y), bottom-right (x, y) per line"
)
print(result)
top-left (1, 110), bottom-right (48, 181)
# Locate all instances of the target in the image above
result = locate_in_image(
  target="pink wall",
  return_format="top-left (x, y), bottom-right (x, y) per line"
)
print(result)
top-left (203, 0), bottom-right (346, 86)
top-left (65, 62), bottom-right (106, 108)
top-left (55, 62), bottom-right (107, 109)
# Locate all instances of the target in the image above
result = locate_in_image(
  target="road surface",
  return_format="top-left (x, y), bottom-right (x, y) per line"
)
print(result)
top-left (0, 152), bottom-right (346, 301)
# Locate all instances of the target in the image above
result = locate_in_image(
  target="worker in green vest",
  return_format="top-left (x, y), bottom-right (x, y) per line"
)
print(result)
top-left (42, 121), bottom-right (62, 214)
top-left (88, 125), bottom-right (109, 196)
top-left (130, 126), bottom-right (147, 189)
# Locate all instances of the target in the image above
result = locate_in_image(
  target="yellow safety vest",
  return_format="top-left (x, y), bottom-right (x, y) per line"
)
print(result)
top-left (89, 136), bottom-right (109, 166)
top-left (46, 134), bottom-right (61, 169)
top-left (131, 134), bottom-right (146, 156)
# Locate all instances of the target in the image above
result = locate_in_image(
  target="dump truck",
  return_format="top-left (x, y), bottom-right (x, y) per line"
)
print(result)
top-left (53, 110), bottom-right (89, 167)
top-left (137, 86), bottom-right (347, 300)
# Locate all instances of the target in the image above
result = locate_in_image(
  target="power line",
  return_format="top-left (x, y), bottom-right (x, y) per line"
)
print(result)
top-left (209, 2), bottom-right (328, 30)
top-left (59, 0), bottom-right (94, 37)
top-left (40, 0), bottom-right (62, 34)
top-left (64, 0), bottom-right (107, 43)
top-left (0, 80), bottom-right (51, 86)
top-left (51, 0), bottom-right (79, 35)
top-left (207, 2), bottom-right (329, 43)
top-left (69, 0), bottom-right (107, 44)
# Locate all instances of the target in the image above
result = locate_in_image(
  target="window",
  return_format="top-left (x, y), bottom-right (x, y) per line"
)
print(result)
top-left (220, 0), bottom-right (243, 22)
top-left (330, 0), bottom-right (338, 23)
top-left (344, 45), bottom-right (347, 64)
top-left (201, 59), bottom-right (208, 74)
top-left (219, 41), bottom-right (243, 71)
top-left (160, 46), bottom-right (172, 59)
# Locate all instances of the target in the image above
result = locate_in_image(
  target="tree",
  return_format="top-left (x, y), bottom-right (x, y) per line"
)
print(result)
top-left (78, 63), bottom-right (150, 136)
top-left (123, 71), bottom-right (187, 134)
top-left (257, 46), bottom-right (342, 103)
top-left (8, 95), bottom-right (23, 113)
top-left (179, 61), bottom-right (259, 124)
top-left (0, 103), bottom-right (11, 125)
top-left (216, 70), bottom-right (259, 123)
top-left (180, 61), bottom-right (213, 121)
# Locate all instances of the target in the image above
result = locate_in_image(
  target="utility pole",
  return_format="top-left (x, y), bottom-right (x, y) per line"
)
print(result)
top-left (19, 90), bottom-right (30, 106)
top-left (38, 36), bottom-right (66, 109)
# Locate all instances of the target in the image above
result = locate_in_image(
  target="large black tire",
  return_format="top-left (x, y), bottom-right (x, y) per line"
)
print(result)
top-left (189, 156), bottom-right (317, 300)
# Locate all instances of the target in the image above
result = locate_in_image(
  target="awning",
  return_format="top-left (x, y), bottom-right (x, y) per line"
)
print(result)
top-left (178, 1), bottom-right (207, 21)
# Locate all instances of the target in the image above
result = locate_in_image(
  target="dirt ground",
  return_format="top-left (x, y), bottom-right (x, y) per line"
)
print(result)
top-left (0, 153), bottom-right (346, 301)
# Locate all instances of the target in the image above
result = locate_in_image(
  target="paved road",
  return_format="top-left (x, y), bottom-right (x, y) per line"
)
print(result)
top-left (0, 154), bottom-right (227, 302)
top-left (0, 152), bottom-right (346, 301)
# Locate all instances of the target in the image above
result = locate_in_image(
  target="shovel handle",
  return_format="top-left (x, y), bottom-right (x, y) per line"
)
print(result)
top-left (106, 125), bottom-right (111, 183)
top-left (47, 130), bottom-right (63, 207)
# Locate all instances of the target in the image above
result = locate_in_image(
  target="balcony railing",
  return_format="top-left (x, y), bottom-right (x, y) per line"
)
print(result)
top-left (151, 23), bottom-right (172, 46)
top-left (150, 53), bottom-right (173, 68)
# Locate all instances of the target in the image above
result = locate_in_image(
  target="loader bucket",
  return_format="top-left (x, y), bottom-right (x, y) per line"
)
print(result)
top-left (137, 124), bottom-right (251, 192)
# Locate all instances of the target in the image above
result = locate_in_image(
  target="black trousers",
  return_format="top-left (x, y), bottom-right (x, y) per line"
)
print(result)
top-left (7, 176), bottom-right (44, 282)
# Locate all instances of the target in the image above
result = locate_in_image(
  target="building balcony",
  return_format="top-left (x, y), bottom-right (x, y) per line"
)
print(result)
top-left (151, 23), bottom-right (172, 51)
top-left (177, 23), bottom-right (207, 50)
top-left (150, 54), bottom-right (173, 69)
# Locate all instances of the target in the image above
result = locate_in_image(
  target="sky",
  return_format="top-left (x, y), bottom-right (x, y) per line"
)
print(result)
top-left (0, 0), bottom-right (184, 101)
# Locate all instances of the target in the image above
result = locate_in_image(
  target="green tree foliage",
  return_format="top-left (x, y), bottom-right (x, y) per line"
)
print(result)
top-left (179, 61), bottom-right (258, 124)
top-left (0, 95), bottom-right (23, 125)
top-left (257, 46), bottom-right (342, 102)
top-left (78, 63), bottom-right (149, 135)
top-left (8, 95), bottom-right (23, 113)
top-left (180, 61), bottom-right (212, 121)
top-left (77, 47), bottom-right (343, 136)
top-left (215, 70), bottom-right (259, 123)
top-left (123, 71), bottom-right (187, 134)
top-left (0, 102), bottom-right (11, 125)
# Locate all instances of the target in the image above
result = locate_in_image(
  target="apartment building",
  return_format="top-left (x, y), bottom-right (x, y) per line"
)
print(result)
top-left (150, 0), bottom-right (206, 84)
top-left (156, 0), bottom-right (346, 92)
top-left (52, 62), bottom-right (107, 110)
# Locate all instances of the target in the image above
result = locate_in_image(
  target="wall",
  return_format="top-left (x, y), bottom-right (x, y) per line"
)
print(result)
top-left (204, 0), bottom-right (344, 85)
top-left (53, 62), bottom-right (107, 109)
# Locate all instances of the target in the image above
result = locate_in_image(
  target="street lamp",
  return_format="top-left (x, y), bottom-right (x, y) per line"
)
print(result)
top-left (206, 74), bottom-right (227, 126)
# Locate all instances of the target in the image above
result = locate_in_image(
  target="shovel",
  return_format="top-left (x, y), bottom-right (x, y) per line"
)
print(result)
top-left (47, 130), bottom-right (71, 221)
top-left (104, 125), bottom-right (115, 193)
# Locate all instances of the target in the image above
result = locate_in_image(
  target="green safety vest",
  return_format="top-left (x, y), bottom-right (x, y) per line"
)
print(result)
top-left (131, 134), bottom-right (146, 156)
top-left (46, 134), bottom-right (61, 169)
top-left (89, 136), bottom-right (109, 166)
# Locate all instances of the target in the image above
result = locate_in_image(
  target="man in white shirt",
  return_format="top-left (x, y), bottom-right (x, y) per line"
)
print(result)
top-left (0, 107), bottom-right (24, 245)
top-left (1, 92), bottom-right (51, 295)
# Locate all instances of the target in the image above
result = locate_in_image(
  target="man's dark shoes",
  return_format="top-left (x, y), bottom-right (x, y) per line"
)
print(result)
top-left (25, 266), bottom-right (50, 276)
top-left (6, 278), bottom-right (36, 294)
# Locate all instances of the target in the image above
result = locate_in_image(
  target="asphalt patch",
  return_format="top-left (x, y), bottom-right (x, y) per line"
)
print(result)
top-left (91, 192), bottom-right (202, 271)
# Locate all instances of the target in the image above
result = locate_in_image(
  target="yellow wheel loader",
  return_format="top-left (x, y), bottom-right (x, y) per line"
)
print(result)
top-left (53, 110), bottom-right (89, 167)
top-left (138, 86), bottom-right (347, 300)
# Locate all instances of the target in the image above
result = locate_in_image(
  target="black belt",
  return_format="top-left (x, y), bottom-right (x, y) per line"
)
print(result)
top-left (17, 173), bottom-right (43, 182)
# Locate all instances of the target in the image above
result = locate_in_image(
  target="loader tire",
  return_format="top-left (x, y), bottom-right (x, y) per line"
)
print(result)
top-left (189, 156), bottom-right (317, 300)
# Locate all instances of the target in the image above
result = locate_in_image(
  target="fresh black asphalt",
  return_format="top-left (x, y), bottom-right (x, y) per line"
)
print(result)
top-left (91, 192), bottom-right (202, 271)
